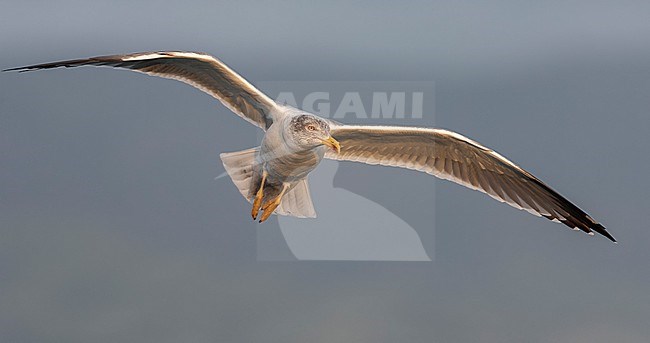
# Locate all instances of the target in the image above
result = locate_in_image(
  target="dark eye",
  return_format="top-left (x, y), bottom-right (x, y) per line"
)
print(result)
top-left (307, 125), bottom-right (317, 131)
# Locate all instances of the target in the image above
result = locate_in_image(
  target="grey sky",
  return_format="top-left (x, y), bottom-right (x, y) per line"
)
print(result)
top-left (2, 1), bottom-right (650, 342)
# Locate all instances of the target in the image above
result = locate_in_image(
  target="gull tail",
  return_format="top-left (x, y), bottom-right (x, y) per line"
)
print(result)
top-left (219, 147), bottom-right (259, 201)
top-left (277, 177), bottom-right (317, 218)
top-left (219, 147), bottom-right (317, 219)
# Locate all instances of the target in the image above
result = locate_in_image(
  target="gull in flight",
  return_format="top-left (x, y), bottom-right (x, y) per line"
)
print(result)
top-left (4, 51), bottom-right (616, 242)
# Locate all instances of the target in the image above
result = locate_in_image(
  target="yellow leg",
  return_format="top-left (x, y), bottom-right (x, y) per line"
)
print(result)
top-left (258, 183), bottom-right (289, 223)
top-left (251, 170), bottom-right (267, 220)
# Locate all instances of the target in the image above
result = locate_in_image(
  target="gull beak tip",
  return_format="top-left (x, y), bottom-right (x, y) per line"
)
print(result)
top-left (323, 136), bottom-right (340, 154)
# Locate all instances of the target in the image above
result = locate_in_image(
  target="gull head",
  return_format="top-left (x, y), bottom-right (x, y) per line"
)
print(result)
top-left (288, 114), bottom-right (340, 153)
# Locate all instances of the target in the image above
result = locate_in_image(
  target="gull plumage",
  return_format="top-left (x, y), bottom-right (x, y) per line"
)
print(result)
top-left (4, 51), bottom-right (616, 242)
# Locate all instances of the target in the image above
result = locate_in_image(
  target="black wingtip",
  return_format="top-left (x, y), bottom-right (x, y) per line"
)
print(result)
top-left (2, 66), bottom-right (25, 72)
top-left (3, 66), bottom-right (42, 73)
top-left (592, 223), bottom-right (617, 243)
top-left (3, 60), bottom-right (87, 73)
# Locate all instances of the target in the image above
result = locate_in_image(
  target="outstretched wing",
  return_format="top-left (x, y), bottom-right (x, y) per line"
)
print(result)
top-left (326, 124), bottom-right (615, 242)
top-left (4, 51), bottom-right (280, 130)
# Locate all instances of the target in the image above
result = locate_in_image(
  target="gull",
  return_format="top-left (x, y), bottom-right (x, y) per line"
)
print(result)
top-left (4, 51), bottom-right (616, 242)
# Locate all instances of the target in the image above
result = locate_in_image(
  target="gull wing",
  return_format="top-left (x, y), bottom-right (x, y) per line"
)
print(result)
top-left (5, 51), bottom-right (280, 130)
top-left (326, 124), bottom-right (615, 242)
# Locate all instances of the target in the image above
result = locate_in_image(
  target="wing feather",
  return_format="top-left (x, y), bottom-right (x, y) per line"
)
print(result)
top-left (326, 124), bottom-right (615, 242)
top-left (4, 51), bottom-right (280, 130)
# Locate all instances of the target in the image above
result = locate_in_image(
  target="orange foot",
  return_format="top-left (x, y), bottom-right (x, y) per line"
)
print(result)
top-left (251, 170), bottom-right (267, 220)
top-left (257, 183), bottom-right (288, 223)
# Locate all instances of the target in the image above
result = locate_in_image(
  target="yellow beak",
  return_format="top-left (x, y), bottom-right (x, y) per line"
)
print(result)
top-left (321, 136), bottom-right (341, 154)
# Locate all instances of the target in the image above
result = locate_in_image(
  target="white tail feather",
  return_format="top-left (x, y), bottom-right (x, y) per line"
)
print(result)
top-left (220, 147), bottom-right (259, 201)
top-left (277, 178), bottom-right (317, 218)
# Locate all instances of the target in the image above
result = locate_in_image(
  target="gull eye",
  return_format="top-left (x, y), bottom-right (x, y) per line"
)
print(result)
top-left (307, 125), bottom-right (317, 131)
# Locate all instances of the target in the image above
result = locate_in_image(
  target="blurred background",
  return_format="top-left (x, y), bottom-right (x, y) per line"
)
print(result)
top-left (1, 1), bottom-right (649, 342)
